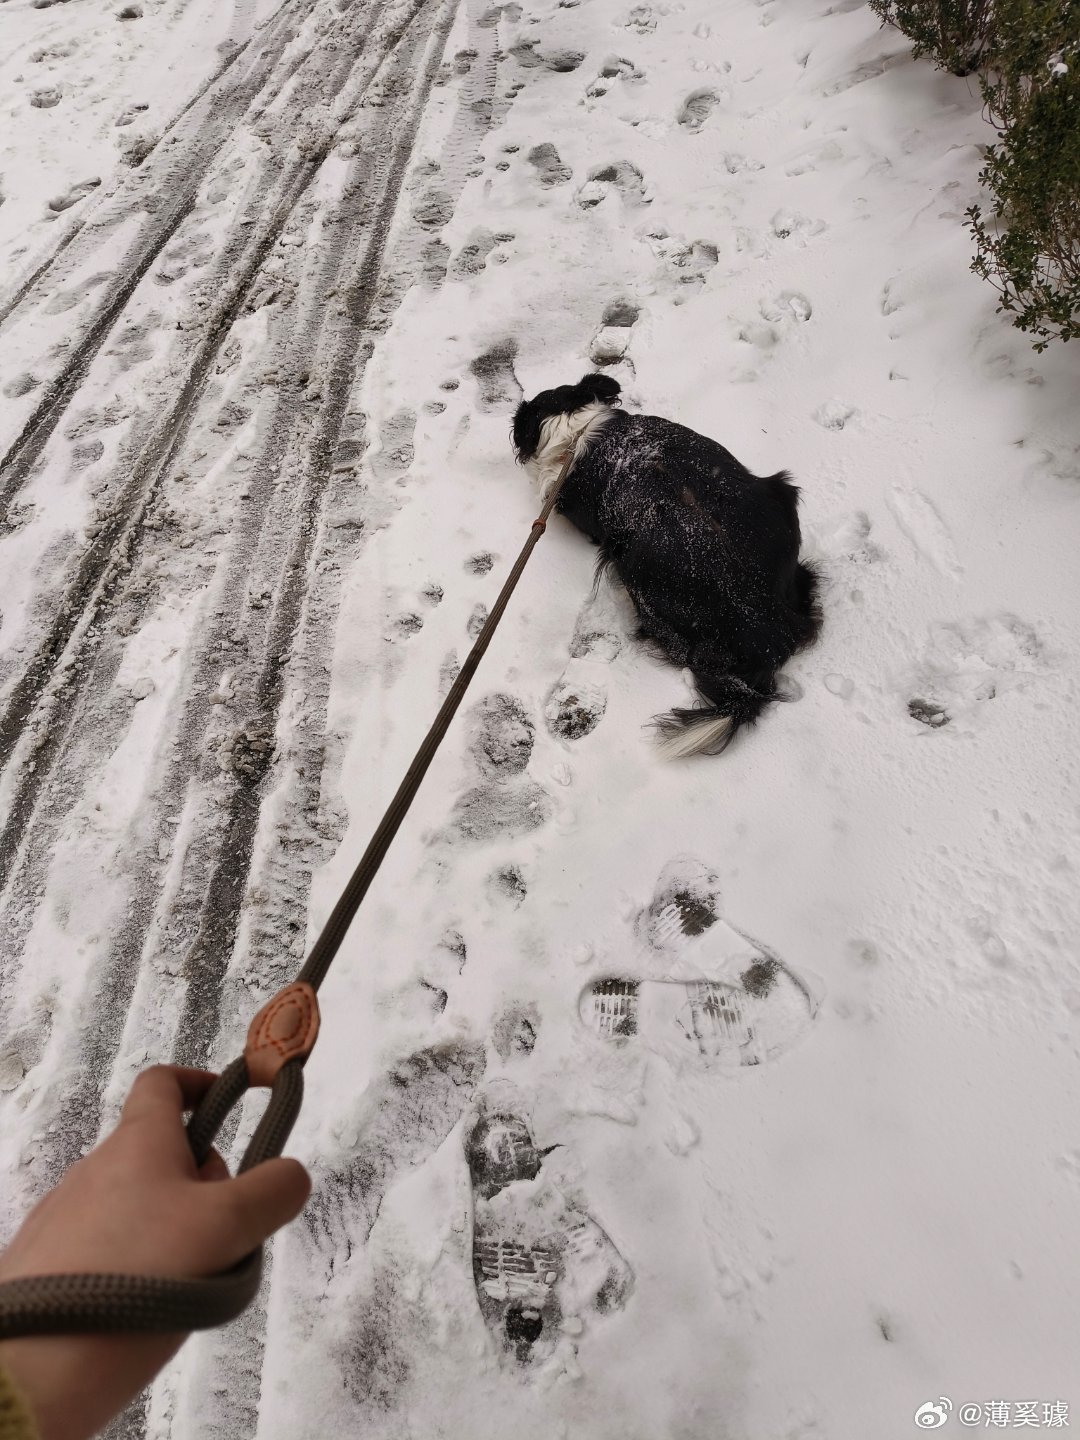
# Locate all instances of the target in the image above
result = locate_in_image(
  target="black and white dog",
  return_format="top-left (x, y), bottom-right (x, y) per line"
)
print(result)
top-left (512, 373), bottom-right (821, 757)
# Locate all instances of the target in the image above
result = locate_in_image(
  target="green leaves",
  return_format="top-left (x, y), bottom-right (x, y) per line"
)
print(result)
top-left (867, 0), bottom-right (994, 76)
top-left (872, 0), bottom-right (1080, 348)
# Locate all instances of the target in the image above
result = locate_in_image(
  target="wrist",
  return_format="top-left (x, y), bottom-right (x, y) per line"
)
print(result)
top-left (0, 1332), bottom-right (180, 1440)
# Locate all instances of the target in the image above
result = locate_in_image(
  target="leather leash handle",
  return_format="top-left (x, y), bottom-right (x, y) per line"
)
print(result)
top-left (187, 982), bottom-right (319, 1170)
top-left (0, 988), bottom-right (318, 1340)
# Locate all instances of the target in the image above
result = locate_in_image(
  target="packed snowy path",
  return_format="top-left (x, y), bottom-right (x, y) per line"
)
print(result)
top-left (2, 0), bottom-right (1080, 1436)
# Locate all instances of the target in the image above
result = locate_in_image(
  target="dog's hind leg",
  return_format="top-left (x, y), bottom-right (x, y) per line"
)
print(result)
top-left (789, 560), bottom-right (823, 645)
top-left (628, 594), bottom-right (693, 668)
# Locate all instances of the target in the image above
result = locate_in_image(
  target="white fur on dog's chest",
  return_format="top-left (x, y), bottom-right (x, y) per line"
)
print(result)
top-left (525, 403), bottom-right (616, 504)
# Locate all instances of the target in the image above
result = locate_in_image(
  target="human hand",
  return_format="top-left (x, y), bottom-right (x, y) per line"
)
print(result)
top-left (0, 1066), bottom-right (310, 1440)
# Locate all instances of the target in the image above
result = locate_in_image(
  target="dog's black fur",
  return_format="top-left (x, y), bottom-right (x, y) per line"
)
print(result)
top-left (512, 373), bottom-right (821, 755)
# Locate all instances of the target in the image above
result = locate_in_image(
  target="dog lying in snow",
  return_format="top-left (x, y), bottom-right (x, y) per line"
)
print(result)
top-left (512, 373), bottom-right (821, 756)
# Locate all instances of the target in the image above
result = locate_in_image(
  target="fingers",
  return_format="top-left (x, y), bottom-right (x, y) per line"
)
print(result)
top-left (220, 1159), bottom-right (312, 1260)
top-left (197, 1148), bottom-right (231, 1183)
top-left (119, 1066), bottom-right (221, 1172)
top-left (120, 1066), bottom-right (218, 1127)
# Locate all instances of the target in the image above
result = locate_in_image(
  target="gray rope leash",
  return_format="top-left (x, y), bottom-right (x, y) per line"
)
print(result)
top-left (0, 451), bottom-right (577, 1340)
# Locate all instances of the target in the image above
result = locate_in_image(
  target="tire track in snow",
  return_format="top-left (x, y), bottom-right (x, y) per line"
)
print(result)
top-left (0, 0), bottom-right (357, 505)
top-left (0, 0), bottom-right (425, 869)
top-left (0, 0), bottom-right (400, 739)
top-left (0, 0), bottom-right (303, 334)
top-left (172, 0), bottom-right (464, 1069)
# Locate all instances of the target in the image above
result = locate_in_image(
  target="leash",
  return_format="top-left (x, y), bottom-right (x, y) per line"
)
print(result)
top-left (0, 450), bottom-right (577, 1339)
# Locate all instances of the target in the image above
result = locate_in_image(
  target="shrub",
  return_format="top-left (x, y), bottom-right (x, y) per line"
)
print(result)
top-left (868, 0), bottom-right (995, 76)
top-left (976, 0), bottom-right (1077, 124)
top-left (966, 0), bottom-right (1080, 349)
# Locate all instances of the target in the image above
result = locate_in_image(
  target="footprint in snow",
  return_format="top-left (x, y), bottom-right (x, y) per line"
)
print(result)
top-left (412, 187), bottom-right (455, 229)
top-left (420, 237), bottom-right (450, 287)
top-left (568, 599), bottom-right (623, 662)
top-left (737, 317), bottom-right (782, 352)
top-left (303, 1041), bottom-right (487, 1261)
top-left (510, 38), bottom-right (585, 72)
top-left (63, 400), bottom-right (129, 442)
top-left (908, 697), bottom-right (949, 728)
top-left (466, 1094), bottom-right (633, 1364)
top-left (491, 1000), bottom-right (540, 1059)
top-left (785, 138), bottom-right (846, 176)
top-left (724, 152), bottom-right (765, 174)
top-left (544, 678), bottom-right (607, 741)
top-left (477, 3), bottom-right (523, 26)
top-left (771, 209), bottom-right (827, 243)
top-left (486, 862), bottom-right (528, 908)
top-left (738, 292), bottom-right (813, 352)
top-left (450, 227), bottom-right (496, 278)
top-left (737, 293), bottom-right (810, 356)
top-left (827, 509), bottom-right (883, 567)
top-left (410, 928), bottom-right (469, 1017)
top-left (71, 438), bottom-right (105, 471)
top-left (575, 161), bottom-right (650, 210)
top-left (466, 603), bottom-right (487, 639)
top-left (820, 53), bottom-right (896, 98)
top-left (880, 277), bottom-right (910, 320)
top-left (30, 38), bottom-right (78, 59)
top-left (106, 314), bottom-right (159, 373)
top-left (213, 399), bottom-right (251, 432)
top-left (470, 338), bottom-right (521, 413)
top-left (585, 54), bottom-right (644, 98)
top-left (904, 613), bottom-right (1043, 731)
top-left (369, 409), bottom-right (416, 481)
top-left (885, 484), bottom-right (962, 580)
top-left (46, 177), bottom-right (101, 214)
top-left (677, 88), bottom-right (720, 131)
top-left (447, 692), bottom-right (552, 842)
top-left (580, 856), bottom-right (818, 1067)
top-left (469, 693), bottom-right (535, 777)
top-left (760, 290), bottom-right (813, 324)
top-left (2, 373), bottom-right (41, 400)
top-left (622, 4), bottom-right (657, 33)
top-left (588, 296), bottom-right (639, 367)
top-left (542, 592), bottom-right (625, 746)
top-left (814, 399), bottom-right (855, 431)
top-left (526, 142), bottom-right (572, 188)
top-left (645, 228), bottom-right (719, 292)
top-left (392, 611), bottom-right (424, 638)
top-left (115, 101), bottom-right (149, 127)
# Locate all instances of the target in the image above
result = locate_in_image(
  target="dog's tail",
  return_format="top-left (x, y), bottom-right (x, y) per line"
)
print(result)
top-left (653, 672), bottom-right (779, 759)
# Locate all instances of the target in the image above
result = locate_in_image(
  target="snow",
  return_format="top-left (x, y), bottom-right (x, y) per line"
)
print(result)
top-left (2, 0), bottom-right (1080, 1436)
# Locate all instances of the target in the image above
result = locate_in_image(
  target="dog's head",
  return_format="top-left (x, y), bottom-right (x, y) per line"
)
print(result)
top-left (511, 372), bottom-right (622, 462)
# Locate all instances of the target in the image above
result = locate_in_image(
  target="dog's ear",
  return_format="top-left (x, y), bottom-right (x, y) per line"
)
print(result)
top-left (511, 401), bottom-right (542, 463)
top-left (577, 373), bottom-right (622, 406)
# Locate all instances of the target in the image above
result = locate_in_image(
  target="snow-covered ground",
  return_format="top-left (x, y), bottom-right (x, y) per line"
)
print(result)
top-left (2, 0), bottom-right (1080, 1435)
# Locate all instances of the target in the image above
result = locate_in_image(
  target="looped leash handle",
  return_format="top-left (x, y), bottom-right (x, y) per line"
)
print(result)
top-left (188, 981), bottom-right (319, 1174)
top-left (0, 987), bottom-right (319, 1340)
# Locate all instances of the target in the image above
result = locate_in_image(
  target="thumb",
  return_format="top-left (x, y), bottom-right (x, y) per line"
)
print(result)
top-left (223, 1158), bottom-right (312, 1255)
